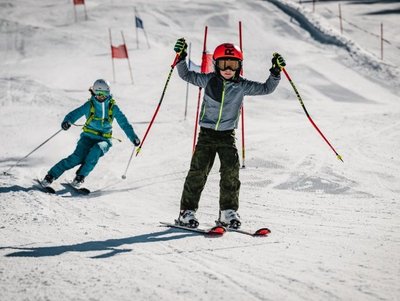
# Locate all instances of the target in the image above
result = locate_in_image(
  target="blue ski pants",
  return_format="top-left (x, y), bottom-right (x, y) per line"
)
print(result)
top-left (48, 134), bottom-right (111, 179)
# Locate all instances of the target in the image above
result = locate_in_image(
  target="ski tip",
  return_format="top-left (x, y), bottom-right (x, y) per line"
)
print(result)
top-left (253, 228), bottom-right (271, 236)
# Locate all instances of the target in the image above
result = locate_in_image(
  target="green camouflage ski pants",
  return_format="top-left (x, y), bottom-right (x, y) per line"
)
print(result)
top-left (180, 127), bottom-right (241, 211)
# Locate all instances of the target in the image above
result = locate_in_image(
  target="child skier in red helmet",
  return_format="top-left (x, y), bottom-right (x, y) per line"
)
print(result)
top-left (173, 38), bottom-right (286, 229)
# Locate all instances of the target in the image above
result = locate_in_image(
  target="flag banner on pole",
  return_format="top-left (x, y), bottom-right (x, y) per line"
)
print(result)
top-left (201, 53), bottom-right (214, 73)
top-left (73, 0), bottom-right (85, 5)
top-left (188, 59), bottom-right (201, 72)
top-left (111, 44), bottom-right (128, 59)
top-left (135, 16), bottom-right (144, 29)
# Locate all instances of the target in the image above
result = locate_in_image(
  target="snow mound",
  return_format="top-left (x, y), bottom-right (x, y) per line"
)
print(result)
top-left (268, 0), bottom-right (400, 89)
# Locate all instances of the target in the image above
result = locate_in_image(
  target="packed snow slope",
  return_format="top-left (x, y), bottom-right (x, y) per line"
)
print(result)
top-left (1, 0), bottom-right (399, 300)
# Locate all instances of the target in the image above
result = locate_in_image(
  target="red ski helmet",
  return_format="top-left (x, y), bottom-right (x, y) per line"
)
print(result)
top-left (213, 43), bottom-right (243, 61)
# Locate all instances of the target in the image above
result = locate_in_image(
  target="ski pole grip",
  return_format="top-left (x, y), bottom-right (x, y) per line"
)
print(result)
top-left (172, 43), bottom-right (187, 68)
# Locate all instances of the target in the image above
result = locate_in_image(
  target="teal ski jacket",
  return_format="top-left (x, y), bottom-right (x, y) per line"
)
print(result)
top-left (62, 95), bottom-right (138, 143)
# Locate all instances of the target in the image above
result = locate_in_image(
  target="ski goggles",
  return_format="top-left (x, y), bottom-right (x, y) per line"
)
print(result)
top-left (216, 59), bottom-right (241, 71)
top-left (94, 90), bottom-right (110, 101)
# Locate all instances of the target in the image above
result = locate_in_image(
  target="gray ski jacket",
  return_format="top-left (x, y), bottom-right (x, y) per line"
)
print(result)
top-left (176, 60), bottom-right (280, 131)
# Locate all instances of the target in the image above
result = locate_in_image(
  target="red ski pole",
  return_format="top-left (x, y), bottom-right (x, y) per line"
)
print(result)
top-left (136, 52), bottom-right (182, 156)
top-left (282, 67), bottom-right (343, 162)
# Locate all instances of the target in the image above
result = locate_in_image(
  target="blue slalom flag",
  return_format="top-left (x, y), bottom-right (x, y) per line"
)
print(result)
top-left (135, 16), bottom-right (144, 29)
top-left (188, 59), bottom-right (201, 72)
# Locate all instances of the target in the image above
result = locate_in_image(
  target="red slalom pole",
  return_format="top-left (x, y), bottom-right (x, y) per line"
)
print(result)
top-left (192, 26), bottom-right (208, 153)
top-left (239, 21), bottom-right (246, 168)
top-left (282, 68), bottom-right (343, 162)
top-left (136, 53), bottom-right (182, 156)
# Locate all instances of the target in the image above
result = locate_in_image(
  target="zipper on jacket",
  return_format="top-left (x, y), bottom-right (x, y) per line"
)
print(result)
top-left (215, 80), bottom-right (226, 130)
top-left (101, 102), bottom-right (105, 125)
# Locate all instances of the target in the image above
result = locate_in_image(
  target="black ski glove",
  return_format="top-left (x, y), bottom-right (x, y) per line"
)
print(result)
top-left (133, 137), bottom-right (141, 147)
top-left (269, 52), bottom-right (286, 77)
top-left (174, 38), bottom-right (188, 61)
top-left (61, 121), bottom-right (71, 130)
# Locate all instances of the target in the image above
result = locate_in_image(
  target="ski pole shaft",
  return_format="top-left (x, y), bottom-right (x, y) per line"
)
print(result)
top-left (3, 129), bottom-right (63, 175)
top-left (121, 146), bottom-right (135, 179)
top-left (281, 68), bottom-right (343, 162)
top-left (136, 52), bottom-right (181, 156)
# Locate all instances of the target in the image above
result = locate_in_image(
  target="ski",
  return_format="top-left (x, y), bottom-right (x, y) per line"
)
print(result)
top-left (225, 227), bottom-right (271, 237)
top-left (35, 178), bottom-right (56, 194)
top-left (160, 222), bottom-right (226, 236)
top-left (215, 220), bottom-right (271, 237)
top-left (65, 182), bottom-right (91, 195)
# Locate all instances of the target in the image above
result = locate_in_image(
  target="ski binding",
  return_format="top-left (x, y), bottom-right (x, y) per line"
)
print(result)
top-left (160, 222), bottom-right (226, 236)
top-left (215, 220), bottom-right (271, 237)
top-left (66, 182), bottom-right (90, 195)
top-left (35, 178), bottom-right (56, 194)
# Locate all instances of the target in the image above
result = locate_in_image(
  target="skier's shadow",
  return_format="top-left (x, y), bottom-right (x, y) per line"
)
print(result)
top-left (0, 184), bottom-right (70, 195)
top-left (0, 185), bottom-right (37, 193)
top-left (3, 228), bottom-right (198, 259)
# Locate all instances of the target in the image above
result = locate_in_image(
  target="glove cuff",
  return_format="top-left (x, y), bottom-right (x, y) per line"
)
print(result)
top-left (177, 51), bottom-right (187, 63)
top-left (269, 66), bottom-right (281, 77)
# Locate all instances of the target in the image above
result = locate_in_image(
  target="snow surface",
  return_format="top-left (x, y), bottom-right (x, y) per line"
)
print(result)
top-left (1, 0), bottom-right (399, 300)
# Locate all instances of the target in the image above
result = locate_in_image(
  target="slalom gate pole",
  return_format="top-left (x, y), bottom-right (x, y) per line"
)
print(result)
top-left (121, 146), bottom-right (135, 179)
top-left (134, 7), bottom-right (139, 49)
top-left (192, 26), bottom-right (208, 153)
top-left (3, 129), bottom-right (63, 175)
top-left (192, 88), bottom-right (202, 153)
top-left (135, 52), bottom-right (182, 156)
top-left (109, 29), bottom-right (116, 83)
top-left (239, 21), bottom-right (246, 168)
top-left (121, 30), bottom-right (134, 85)
top-left (184, 42), bottom-right (192, 121)
top-left (281, 68), bottom-right (343, 162)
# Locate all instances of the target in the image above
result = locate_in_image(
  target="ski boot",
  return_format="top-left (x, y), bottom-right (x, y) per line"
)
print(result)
top-left (71, 175), bottom-right (85, 188)
top-left (176, 210), bottom-right (199, 228)
top-left (41, 174), bottom-right (54, 188)
top-left (218, 209), bottom-right (241, 229)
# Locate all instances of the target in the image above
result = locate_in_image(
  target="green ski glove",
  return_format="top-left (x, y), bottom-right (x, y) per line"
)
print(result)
top-left (269, 52), bottom-right (286, 76)
top-left (174, 38), bottom-right (188, 61)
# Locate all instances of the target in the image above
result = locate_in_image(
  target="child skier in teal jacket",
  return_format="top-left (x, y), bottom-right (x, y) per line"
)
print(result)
top-left (41, 79), bottom-right (140, 188)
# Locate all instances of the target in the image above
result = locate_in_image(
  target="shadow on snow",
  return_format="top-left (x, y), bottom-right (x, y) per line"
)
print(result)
top-left (0, 185), bottom-right (37, 193)
top-left (3, 228), bottom-right (199, 259)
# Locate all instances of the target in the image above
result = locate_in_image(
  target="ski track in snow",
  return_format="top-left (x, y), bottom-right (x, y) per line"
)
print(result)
top-left (1, 0), bottom-right (400, 300)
